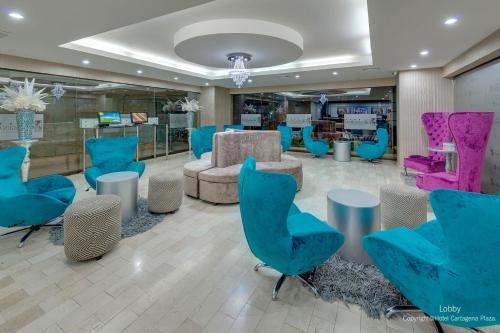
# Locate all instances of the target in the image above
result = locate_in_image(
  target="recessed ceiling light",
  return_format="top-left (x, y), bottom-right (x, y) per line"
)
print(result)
top-left (248, 79), bottom-right (253, 83)
top-left (419, 50), bottom-right (429, 56)
top-left (444, 17), bottom-right (458, 25)
top-left (82, 60), bottom-right (90, 65)
top-left (332, 72), bottom-right (338, 76)
top-left (8, 12), bottom-right (24, 20)
top-left (295, 75), bottom-right (301, 79)
top-left (411, 64), bottom-right (418, 69)
top-left (174, 77), bottom-right (179, 80)
top-left (136, 70), bottom-right (143, 74)
top-left (205, 82), bottom-right (209, 86)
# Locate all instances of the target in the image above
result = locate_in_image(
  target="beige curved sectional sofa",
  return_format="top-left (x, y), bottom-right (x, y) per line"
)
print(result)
top-left (184, 130), bottom-right (303, 204)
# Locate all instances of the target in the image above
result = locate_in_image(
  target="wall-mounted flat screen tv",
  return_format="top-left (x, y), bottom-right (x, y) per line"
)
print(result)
top-left (97, 112), bottom-right (121, 125)
top-left (130, 112), bottom-right (148, 124)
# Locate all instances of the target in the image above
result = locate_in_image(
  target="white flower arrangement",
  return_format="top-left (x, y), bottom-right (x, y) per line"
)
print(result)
top-left (180, 97), bottom-right (203, 112)
top-left (0, 78), bottom-right (49, 112)
top-left (243, 104), bottom-right (257, 113)
top-left (162, 99), bottom-right (179, 112)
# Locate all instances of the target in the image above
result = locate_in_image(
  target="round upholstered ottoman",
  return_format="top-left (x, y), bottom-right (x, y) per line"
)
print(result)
top-left (64, 195), bottom-right (121, 261)
top-left (380, 184), bottom-right (427, 230)
top-left (148, 173), bottom-right (183, 213)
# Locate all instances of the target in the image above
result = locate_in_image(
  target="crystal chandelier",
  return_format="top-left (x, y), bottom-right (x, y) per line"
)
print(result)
top-left (228, 53), bottom-right (251, 88)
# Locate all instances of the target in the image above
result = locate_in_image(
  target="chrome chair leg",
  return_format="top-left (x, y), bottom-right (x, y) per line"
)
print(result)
top-left (18, 226), bottom-right (40, 248)
top-left (272, 274), bottom-right (287, 301)
top-left (254, 262), bottom-right (270, 271)
top-left (297, 274), bottom-right (319, 298)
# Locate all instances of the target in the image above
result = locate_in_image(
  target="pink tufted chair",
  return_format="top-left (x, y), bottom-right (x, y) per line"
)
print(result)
top-left (417, 112), bottom-right (494, 193)
top-left (404, 112), bottom-right (452, 175)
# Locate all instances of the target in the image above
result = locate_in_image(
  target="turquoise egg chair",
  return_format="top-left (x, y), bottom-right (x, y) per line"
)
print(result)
top-left (363, 189), bottom-right (500, 331)
top-left (191, 125), bottom-right (217, 159)
top-left (303, 126), bottom-right (329, 157)
top-left (278, 125), bottom-right (293, 152)
top-left (238, 157), bottom-right (344, 300)
top-left (0, 146), bottom-right (76, 247)
top-left (355, 128), bottom-right (389, 161)
top-left (85, 136), bottom-right (145, 190)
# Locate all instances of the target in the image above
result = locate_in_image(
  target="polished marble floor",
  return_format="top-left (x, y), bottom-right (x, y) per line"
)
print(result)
top-left (0, 153), bottom-right (498, 333)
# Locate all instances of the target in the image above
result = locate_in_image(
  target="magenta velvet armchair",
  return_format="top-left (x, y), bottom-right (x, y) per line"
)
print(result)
top-left (403, 112), bottom-right (451, 175)
top-left (417, 112), bottom-right (494, 193)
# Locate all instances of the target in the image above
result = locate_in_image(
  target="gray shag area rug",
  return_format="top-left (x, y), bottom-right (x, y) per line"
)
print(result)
top-left (313, 255), bottom-right (410, 319)
top-left (49, 197), bottom-right (166, 246)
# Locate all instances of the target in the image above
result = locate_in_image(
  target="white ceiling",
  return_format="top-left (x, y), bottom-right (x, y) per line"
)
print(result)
top-left (0, 0), bottom-right (499, 89)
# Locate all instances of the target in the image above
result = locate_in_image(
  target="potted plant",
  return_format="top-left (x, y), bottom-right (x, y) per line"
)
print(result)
top-left (180, 97), bottom-right (203, 128)
top-left (1, 78), bottom-right (49, 141)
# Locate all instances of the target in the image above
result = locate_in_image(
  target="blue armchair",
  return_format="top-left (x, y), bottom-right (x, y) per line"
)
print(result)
top-left (355, 128), bottom-right (388, 161)
top-left (0, 146), bottom-right (76, 247)
top-left (85, 136), bottom-right (145, 189)
top-left (278, 125), bottom-right (293, 152)
top-left (191, 125), bottom-right (217, 159)
top-left (363, 189), bottom-right (500, 331)
top-left (223, 124), bottom-right (245, 131)
top-left (238, 157), bottom-right (344, 299)
top-left (303, 126), bottom-right (329, 157)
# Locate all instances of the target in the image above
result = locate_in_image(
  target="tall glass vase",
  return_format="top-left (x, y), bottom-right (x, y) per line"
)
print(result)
top-left (16, 109), bottom-right (35, 141)
top-left (186, 111), bottom-right (195, 129)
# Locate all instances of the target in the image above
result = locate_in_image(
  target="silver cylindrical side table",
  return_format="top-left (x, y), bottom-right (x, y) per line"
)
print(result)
top-left (334, 141), bottom-right (351, 162)
top-left (327, 188), bottom-right (380, 265)
top-left (97, 171), bottom-right (139, 222)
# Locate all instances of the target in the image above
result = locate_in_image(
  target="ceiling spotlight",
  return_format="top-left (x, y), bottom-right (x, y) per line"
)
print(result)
top-left (82, 60), bottom-right (90, 65)
top-left (419, 50), bottom-right (429, 56)
top-left (136, 70), bottom-right (143, 74)
top-left (295, 75), bottom-right (301, 79)
top-left (205, 82), bottom-right (209, 86)
top-left (248, 79), bottom-right (253, 83)
top-left (8, 12), bottom-right (24, 20)
top-left (174, 77), bottom-right (179, 80)
top-left (332, 72), bottom-right (338, 75)
top-left (411, 64), bottom-right (418, 69)
top-left (444, 17), bottom-right (458, 25)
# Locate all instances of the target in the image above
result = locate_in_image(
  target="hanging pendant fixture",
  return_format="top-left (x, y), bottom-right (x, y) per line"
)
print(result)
top-left (228, 53), bottom-right (251, 88)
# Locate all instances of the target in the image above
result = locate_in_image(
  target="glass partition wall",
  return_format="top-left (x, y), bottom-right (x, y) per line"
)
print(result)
top-left (0, 69), bottom-right (199, 178)
top-left (233, 86), bottom-right (397, 158)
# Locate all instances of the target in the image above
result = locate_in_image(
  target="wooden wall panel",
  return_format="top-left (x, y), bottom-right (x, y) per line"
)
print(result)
top-left (397, 69), bottom-right (454, 165)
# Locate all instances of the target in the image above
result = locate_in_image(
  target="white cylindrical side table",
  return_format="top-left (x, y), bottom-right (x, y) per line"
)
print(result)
top-left (334, 141), bottom-right (351, 162)
top-left (97, 171), bottom-right (139, 222)
top-left (327, 188), bottom-right (380, 265)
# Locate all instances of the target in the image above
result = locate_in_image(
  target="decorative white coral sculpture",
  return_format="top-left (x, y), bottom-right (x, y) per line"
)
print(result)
top-left (180, 97), bottom-right (203, 112)
top-left (0, 78), bottom-right (49, 112)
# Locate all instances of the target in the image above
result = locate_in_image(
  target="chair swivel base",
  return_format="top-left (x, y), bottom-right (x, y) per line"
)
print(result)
top-left (254, 263), bottom-right (320, 301)
top-left (1, 219), bottom-right (62, 248)
top-left (385, 305), bottom-right (484, 333)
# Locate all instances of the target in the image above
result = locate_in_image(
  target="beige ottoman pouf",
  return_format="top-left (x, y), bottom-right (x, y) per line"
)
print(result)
top-left (380, 184), bottom-right (427, 230)
top-left (64, 195), bottom-right (121, 261)
top-left (148, 173), bottom-right (183, 213)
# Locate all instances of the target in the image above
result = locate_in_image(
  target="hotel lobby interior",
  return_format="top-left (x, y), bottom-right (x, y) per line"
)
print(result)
top-left (0, 0), bottom-right (499, 332)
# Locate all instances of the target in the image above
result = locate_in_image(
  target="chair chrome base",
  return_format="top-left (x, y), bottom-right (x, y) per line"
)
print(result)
top-left (1, 219), bottom-right (63, 248)
top-left (254, 263), bottom-right (320, 301)
top-left (385, 305), bottom-right (484, 333)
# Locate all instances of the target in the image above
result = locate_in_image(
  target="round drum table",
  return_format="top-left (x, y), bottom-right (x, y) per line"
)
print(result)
top-left (97, 171), bottom-right (139, 222)
top-left (334, 141), bottom-right (351, 162)
top-left (327, 188), bottom-right (380, 265)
